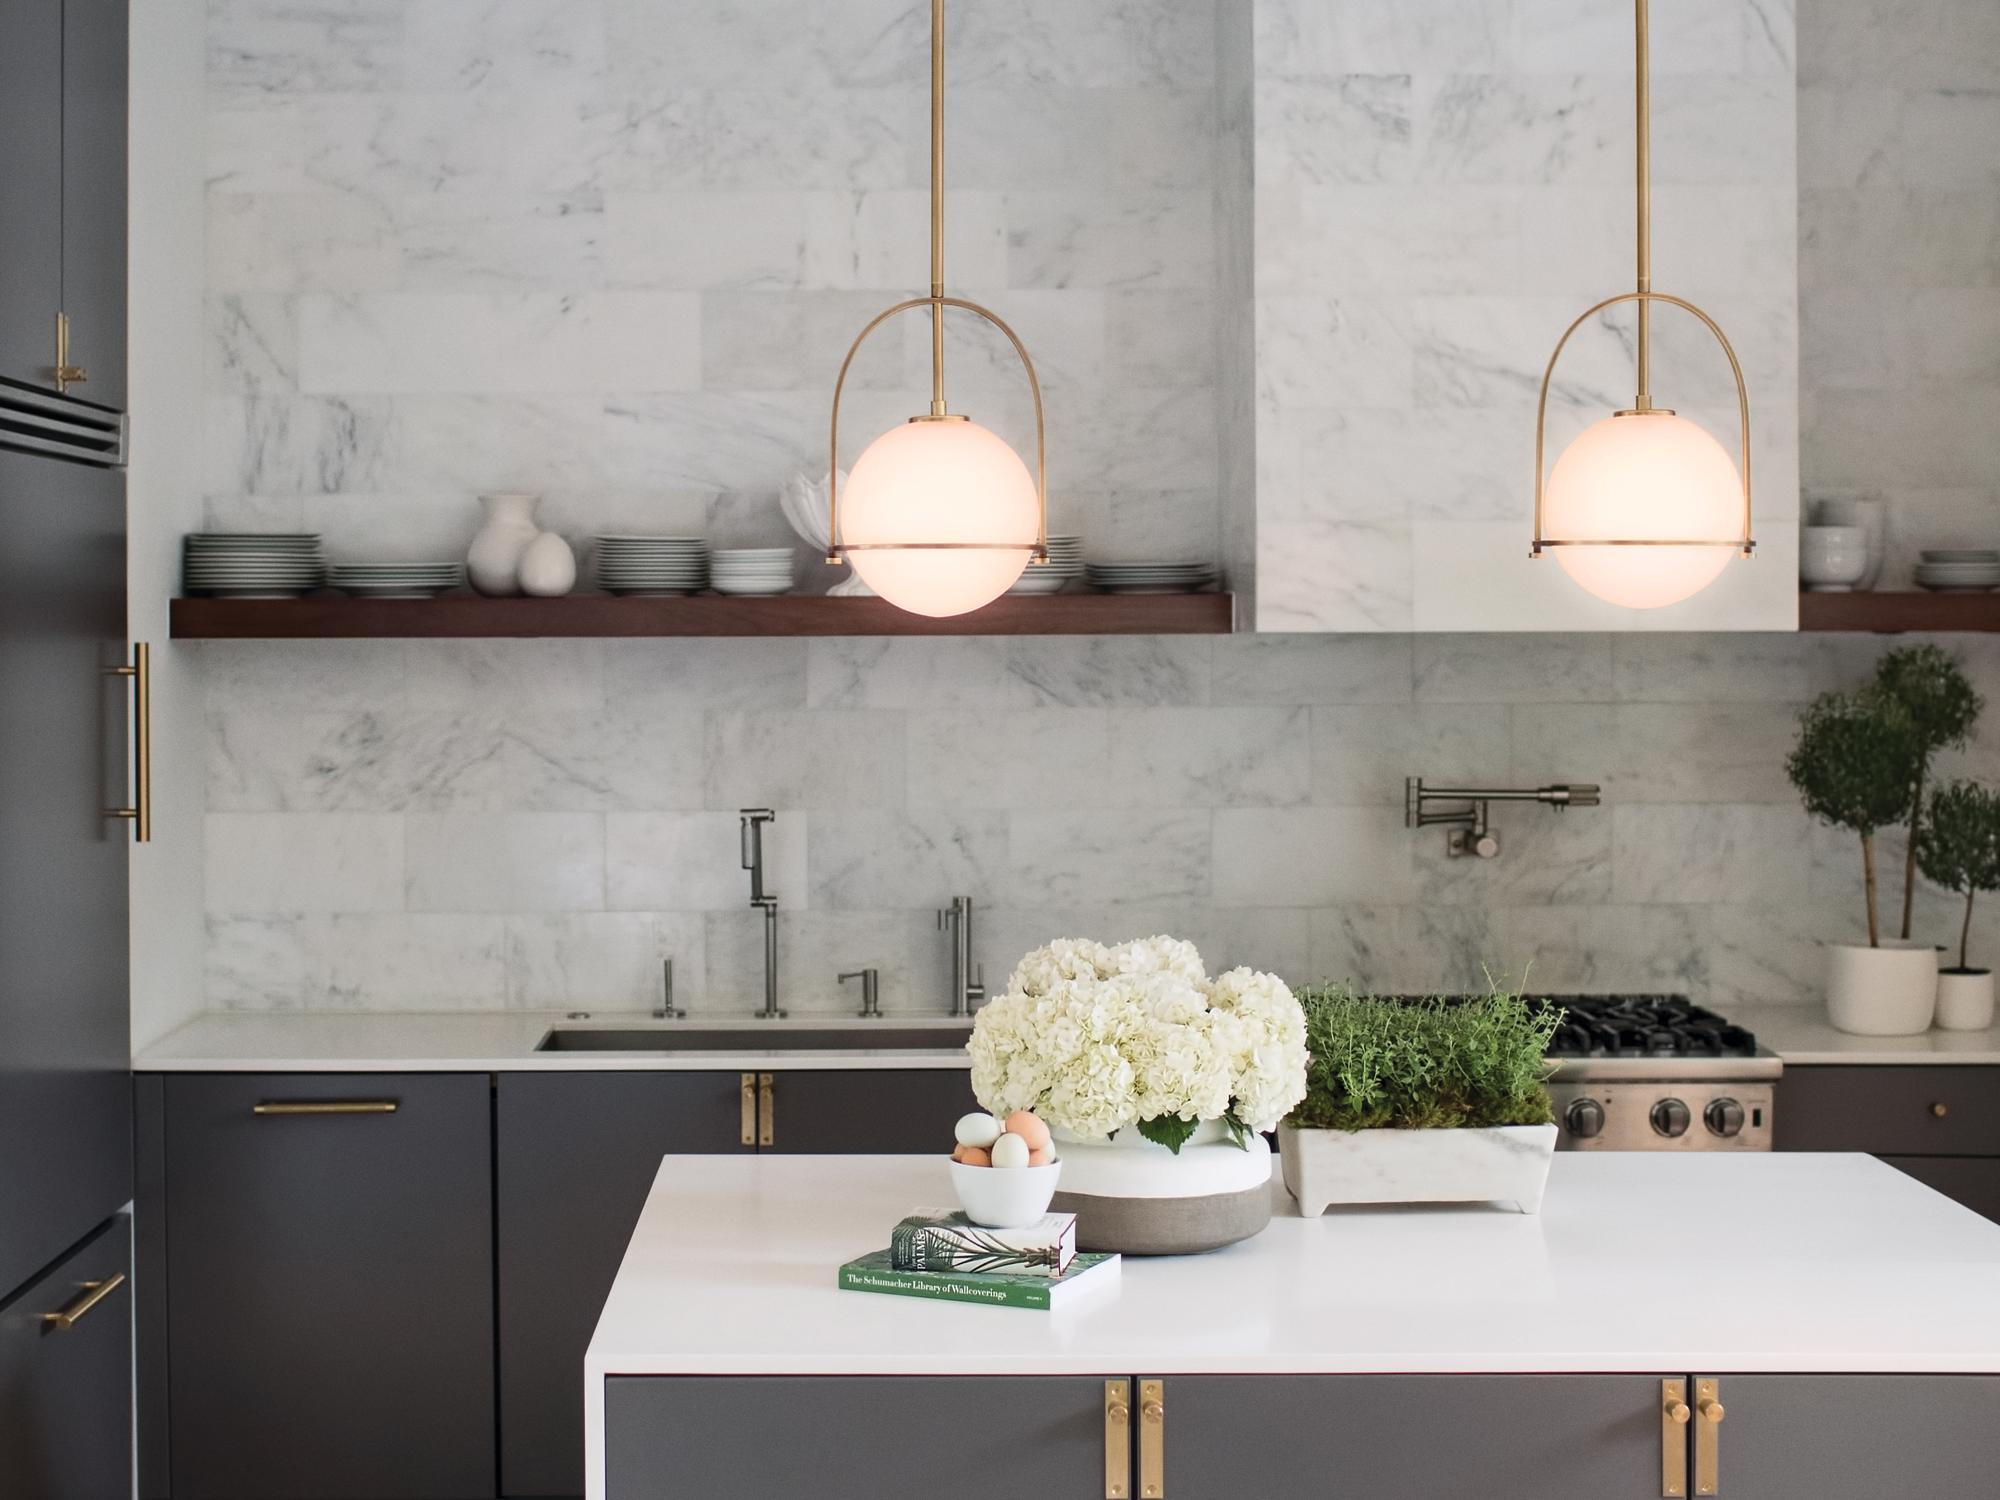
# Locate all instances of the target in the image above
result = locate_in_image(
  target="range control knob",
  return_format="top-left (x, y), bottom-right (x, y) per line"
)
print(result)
top-left (1705, 1098), bottom-right (1746, 1138)
top-left (1564, 1098), bottom-right (1607, 1139)
top-left (1650, 1098), bottom-right (1692, 1138)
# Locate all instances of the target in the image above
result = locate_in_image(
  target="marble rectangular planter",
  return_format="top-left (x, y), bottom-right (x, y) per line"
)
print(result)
top-left (1278, 1123), bottom-right (1558, 1216)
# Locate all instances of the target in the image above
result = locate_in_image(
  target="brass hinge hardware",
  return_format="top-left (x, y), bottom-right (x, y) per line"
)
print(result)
top-left (1662, 1378), bottom-right (1690, 1497)
top-left (1103, 1379), bottom-right (1132, 1499)
top-left (251, 1100), bottom-right (398, 1116)
top-left (51, 311), bottom-right (88, 393)
top-left (1693, 1378), bottom-right (1724, 1496)
top-left (1137, 1379), bottom-right (1164, 1498)
top-left (41, 1272), bottom-right (125, 1331)
top-left (758, 1072), bottom-right (775, 1147)
top-left (740, 1073), bottom-right (757, 1146)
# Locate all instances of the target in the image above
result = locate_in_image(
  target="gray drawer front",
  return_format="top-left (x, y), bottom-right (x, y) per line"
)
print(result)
top-left (1720, 1376), bottom-right (2000, 1499)
top-left (1779, 1066), bottom-right (2000, 1156)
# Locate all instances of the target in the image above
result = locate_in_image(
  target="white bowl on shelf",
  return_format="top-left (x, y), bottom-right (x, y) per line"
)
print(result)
top-left (949, 1158), bottom-right (1062, 1229)
top-left (1799, 526), bottom-right (1867, 592)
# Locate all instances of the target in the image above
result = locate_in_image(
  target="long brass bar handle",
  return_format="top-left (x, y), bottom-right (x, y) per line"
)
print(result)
top-left (41, 1272), bottom-right (126, 1331)
top-left (104, 642), bottom-right (151, 842)
top-left (740, 1073), bottom-right (757, 1146)
top-left (252, 1100), bottom-right (398, 1116)
top-left (51, 311), bottom-right (88, 392)
top-left (758, 1073), bottom-right (775, 1148)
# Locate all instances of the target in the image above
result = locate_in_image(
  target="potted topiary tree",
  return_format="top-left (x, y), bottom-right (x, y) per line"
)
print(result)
top-left (1875, 645), bottom-right (1984, 942)
top-left (1916, 780), bottom-right (2000, 1031)
top-left (1787, 686), bottom-right (1937, 1034)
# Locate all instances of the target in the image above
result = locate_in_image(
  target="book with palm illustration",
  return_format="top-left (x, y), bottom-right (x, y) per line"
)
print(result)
top-left (889, 1209), bottom-right (1077, 1277)
top-left (836, 1249), bottom-right (1119, 1312)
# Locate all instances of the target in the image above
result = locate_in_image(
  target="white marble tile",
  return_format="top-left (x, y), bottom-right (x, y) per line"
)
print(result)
top-left (204, 394), bottom-right (399, 495)
top-left (703, 291), bottom-right (906, 391)
top-left (1307, 905), bottom-right (1505, 995)
top-left (1612, 805), bottom-right (1811, 907)
top-left (1255, 296), bottom-right (1414, 411)
top-left (1002, 810), bottom-right (1212, 907)
top-left (1610, 635), bottom-right (1810, 703)
top-left (1513, 702), bottom-right (1804, 805)
top-left (404, 813), bottom-right (606, 913)
top-left (1313, 704), bottom-right (1511, 806)
top-left (1106, 706), bottom-right (1311, 808)
top-left (978, 904), bottom-right (1312, 989)
top-left (205, 813), bottom-right (405, 914)
top-left (204, 914), bottom-right (327, 1010)
top-left (207, 709), bottom-right (511, 814)
top-left (906, 709), bottom-right (1112, 811)
top-left (600, 640), bottom-right (809, 715)
top-left (1413, 635), bottom-right (1616, 703)
top-left (320, 914), bottom-right (511, 1009)
top-left (608, 86), bottom-right (919, 194)
top-left (202, 640), bottom-right (407, 715)
top-left (1257, 0), bottom-right (1513, 77)
top-left (1798, 0), bottom-right (2000, 90)
top-left (1412, 806), bottom-right (1614, 908)
top-left (1213, 806), bottom-right (1411, 908)
top-left (1256, 78), bottom-right (1414, 187)
top-left (404, 640), bottom-right (604, 715)
top-left (607, 811), bottom-right (809, 912)
top-left (1494, 904), bottom-right (1706, 998)
top-left (703, 908), bottom-right (943, 1016)
top-left (704, 712), bottom-right (904, 811)
top-left (209, 0), bottom-right (407, 96)
top-left (1256, 517), bottom-right (1415, 633)
top-left (1005, 190), bottom-right (1215, 290)
top-left (392, 193), bottom-right (606, 290)
top-left (807, 812), bottom-right (1010, 910)
top-left (1211, 636), bottom-right (1414, 707)
top-left (504, 912), bottom-right (702, 1011)
top-left (507, 708), bottom-right (707, 814)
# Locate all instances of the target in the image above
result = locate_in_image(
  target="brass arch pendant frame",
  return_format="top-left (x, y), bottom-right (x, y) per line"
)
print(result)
top-left (1529, 0), bottom-right (1756, 565)
top-left (824, 0), bottom-right (1050, 569)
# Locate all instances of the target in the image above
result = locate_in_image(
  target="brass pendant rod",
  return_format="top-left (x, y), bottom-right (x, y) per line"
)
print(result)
top-left (928, 0), bottom-right (948, 418)
top-left (1633, 0), bottom-right (1653, 413)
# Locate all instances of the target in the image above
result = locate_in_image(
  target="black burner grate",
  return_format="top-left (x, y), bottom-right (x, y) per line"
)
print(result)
top-left (1535, 994), bottom-right (1759, 1059)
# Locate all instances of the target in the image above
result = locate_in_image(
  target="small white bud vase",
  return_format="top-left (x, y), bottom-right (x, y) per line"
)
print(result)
top-left (466, 493), bottom-right (542, 596)
top-left (1936, 970), bottom-right (1996, 1032)
top-left (517, 531), bottom-right (577, 598)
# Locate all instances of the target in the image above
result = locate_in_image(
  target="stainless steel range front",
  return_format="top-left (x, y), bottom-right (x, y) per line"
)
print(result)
top-left (1540, 995), bottom-right (1779, 1151)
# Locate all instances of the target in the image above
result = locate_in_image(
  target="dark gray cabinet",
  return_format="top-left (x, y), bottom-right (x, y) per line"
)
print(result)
top-left (0, 0), bottom-right (64, 391)
top-left (155, 1073), bottom-right (495, 1500)
top-left (0, 448), bottom-right (131, 1301)
top-left (759, 1067), bottom-right (976, 1153)
top-left (0, 1216), bottom-right (131, 1500)
top-left (1779, 1064), bottom-right (2000, 1223)
top-left (1707, 1375), bottom-right (2000, 1498)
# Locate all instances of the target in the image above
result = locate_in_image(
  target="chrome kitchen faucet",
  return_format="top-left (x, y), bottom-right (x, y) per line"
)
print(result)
top-left (740, 809), bottom-right (784, 1018)
top-left (1405, 777), bottom-right (1600, 859)
top-left (939, 896), bottom-right (985, 1016)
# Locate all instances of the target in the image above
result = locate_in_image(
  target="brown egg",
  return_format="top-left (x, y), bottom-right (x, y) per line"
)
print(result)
top-left (952, 1144), bottom-right (991, 1167)
top-left (1004, 1110), bottom-right (1052, 1151)
top-left (1027, 1146), bottom-right (1055, 1167)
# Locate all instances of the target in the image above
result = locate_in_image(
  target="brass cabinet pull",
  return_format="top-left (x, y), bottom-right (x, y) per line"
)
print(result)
top-left (1661, 1379), bottom-right (1690, 1497)
top-left (758, 1073), bottom-right (775, 1147)
top-left (740, 1073), bottom-right (757, 1146)
top-left (1692, 1379), bottom-right (1722, 1496)
top-left (252, 1100), bottom-right (398, 1116)
top-left (51, 311), bottom-right (88, 392)
top-left (1137, 1379), bottom-right (1164, 1498)
top-left (41, 1272), bottom-right (125, 1331)
top-left (1103, 1380), bottom-right (1132, 1499)
top-left (1932, 1101), bottom-right (1950, 1118)
top-left (104, 642), bottom-right (151, 842)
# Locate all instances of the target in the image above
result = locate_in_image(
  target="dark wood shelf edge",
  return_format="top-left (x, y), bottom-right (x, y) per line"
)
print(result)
top-left (169, 591), bottom-right (1237, 640)
top-left (1799, 592), bottom-right (2000, 634)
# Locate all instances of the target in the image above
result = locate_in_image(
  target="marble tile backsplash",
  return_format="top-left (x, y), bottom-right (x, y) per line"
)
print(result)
top-left (202, 633), bottom-right (2000, 1014)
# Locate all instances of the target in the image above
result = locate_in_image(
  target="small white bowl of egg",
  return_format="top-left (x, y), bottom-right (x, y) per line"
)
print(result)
top-left (949, 1109), bottom-right (1061, 1229)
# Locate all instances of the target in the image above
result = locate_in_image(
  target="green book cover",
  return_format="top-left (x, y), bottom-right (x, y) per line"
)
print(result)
top-left (889, 1209), bottom-right (1076, 1276)
top-left (836, 1249), bottom-right (1120, 1311)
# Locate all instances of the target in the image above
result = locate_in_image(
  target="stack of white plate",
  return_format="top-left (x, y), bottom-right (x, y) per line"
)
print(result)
top-left (183, 533), bottom-right (326, 598)
top-left (327, 563), bottom-right (465, 599)
top-left (1007, 535), bottom-right (1084, 595)
top-left (1084, 560), bottom-right (1219, 595)
top-left (1917, 550), bottom-right (2000, 592)
top-left (710, 547), bottom-right (796, 597)
top-left (595, 536), bottom-right (709, 596)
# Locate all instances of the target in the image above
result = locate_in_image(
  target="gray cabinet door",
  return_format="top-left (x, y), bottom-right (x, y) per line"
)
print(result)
top-left (0, 449), bottom-right (130, 1301)
top-left (163, 1073), bottom-right (496, 1500)
top-left (1714, 1376), bottom-right (2000, 1498)
top-left (605, 1376), bottom-right (1111, 1500)
top-left (0, 0), bottom-right (63, 391)
top-left (497, 1072), bottom-right (751, 1498)
top-left (59, 0), bottom-right (128, 411)
top-left (1777, 1066), bottom-right (2000, 1155)
top-left (1166, 1375), bottom-right (1666, 1498)
top-left (0, 1216), bottom-right (131, 1500)
top-left (761, 1068), bottom-right (976, 1153)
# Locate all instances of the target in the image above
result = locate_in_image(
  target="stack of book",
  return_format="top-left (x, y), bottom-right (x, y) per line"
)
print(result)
top-left (836, 1208), bottom-right (1120, 1311)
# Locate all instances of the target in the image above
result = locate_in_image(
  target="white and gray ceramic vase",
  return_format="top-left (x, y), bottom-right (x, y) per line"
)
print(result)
top-left (517, 531), bottom-right (577, 598)
top-left (467, 492), bottom-right (542, 596)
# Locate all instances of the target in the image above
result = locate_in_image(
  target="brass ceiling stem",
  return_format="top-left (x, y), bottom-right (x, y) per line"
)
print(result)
top-left (928, 0), bottom-right (948, 417)
top-left (1633, 0), bottom-right (1653, 413)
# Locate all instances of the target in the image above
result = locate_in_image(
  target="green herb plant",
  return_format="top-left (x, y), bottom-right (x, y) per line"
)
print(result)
top-left (1874, 646), bottom-right (1983, 940)
top-left (1786, 687), bottom-right (1924, 947)
top-left (1915, 780), bottom-right (2000, 974)
top-left (1286, 984), bottom-right (1562, 1133)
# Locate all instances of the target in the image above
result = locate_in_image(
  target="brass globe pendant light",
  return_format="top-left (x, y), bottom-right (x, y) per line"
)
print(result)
top-left (825, 0), bottom-right (1049, 618)
top-left (1532, 0), bottom-right (1755, 610)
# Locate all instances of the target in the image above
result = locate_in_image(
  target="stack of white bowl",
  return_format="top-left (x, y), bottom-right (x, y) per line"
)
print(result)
top-left (182, 533), bottom-right (326, 598)
top-left (1916, 549), bottom-right (2000, 593)
top-left (709, 547), bottom-right (796, 596)
top-left (1006, 535), bottom-right (1084, 595)
top-left (327, 562), bottom-right (464, 598)
top-left (594, 536), bottom-right (708, 596)
top-left (1084, 559), bottom-right (1219, 595)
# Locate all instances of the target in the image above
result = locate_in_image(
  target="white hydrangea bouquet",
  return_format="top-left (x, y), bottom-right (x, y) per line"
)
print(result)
top-left (967, 936), bottom-right (1308, 1154)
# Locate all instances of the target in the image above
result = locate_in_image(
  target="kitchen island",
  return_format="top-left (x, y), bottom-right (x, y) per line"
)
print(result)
top-left (586, 1152), bottom-right (2000, 1500)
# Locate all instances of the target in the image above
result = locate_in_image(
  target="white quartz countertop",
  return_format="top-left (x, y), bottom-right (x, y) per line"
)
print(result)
top-left (131, 1010), bottom-right (976, 1072)
top-left (1733, 1006), bottom-right (2000, 1065)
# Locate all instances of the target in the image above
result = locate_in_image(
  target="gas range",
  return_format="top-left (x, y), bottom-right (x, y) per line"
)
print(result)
top-left (1537, 994), bottom-right (1779, 1151)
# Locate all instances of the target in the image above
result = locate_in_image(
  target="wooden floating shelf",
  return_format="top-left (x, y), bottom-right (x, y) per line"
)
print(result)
top-left (1798, 591), bottom-right (2000, 634)
top-left (169, 591), bottom-right (1236, 640)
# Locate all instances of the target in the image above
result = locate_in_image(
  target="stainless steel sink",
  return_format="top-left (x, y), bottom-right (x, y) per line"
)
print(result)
top-left (535, 1025), bottom-right (973, 1053)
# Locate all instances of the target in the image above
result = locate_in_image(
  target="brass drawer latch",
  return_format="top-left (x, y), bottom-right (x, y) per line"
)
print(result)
top-left (1103, 1379), bottom-right (1131, 1499)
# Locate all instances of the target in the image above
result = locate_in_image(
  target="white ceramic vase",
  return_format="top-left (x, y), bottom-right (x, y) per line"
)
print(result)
top-left (1811, 496), bottom-right (1885, 590)
top-left (1278, 1123), bottom-right (1557, 1216)
top-left (1824, 940), bottom-right (1939, 1035)
top-left (1935, 969), bottom-right (1996, 1032)
top-left (467, 493), bottom-right (542, 597)
top-left (517, 531), bottom-right (577, 597)
top-left (1048, 1121), bottom-right (1273, 1256)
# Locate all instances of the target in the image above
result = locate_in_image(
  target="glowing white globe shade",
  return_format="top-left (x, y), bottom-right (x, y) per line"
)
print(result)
top-left (840, 417), bottom-right (1040, 618)
top-left (1542, 409), bottom-right (1743, 610)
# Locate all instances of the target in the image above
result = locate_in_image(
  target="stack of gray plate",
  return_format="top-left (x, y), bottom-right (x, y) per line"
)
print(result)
top-left (183, 533), bottom-right (326, 598)
top-left (1007, 535), bottom-right (1084, 595)
top-left (1916, 550), bottom-right (2000, 592)
top-left (595, 536), bottom-right (708, 596)
top-left (328, 563), bottom-right (465, 598)
top-left (1084, 560), bottom-right (1219, 595)
top-left (710, 547), bottom-right (796, 596)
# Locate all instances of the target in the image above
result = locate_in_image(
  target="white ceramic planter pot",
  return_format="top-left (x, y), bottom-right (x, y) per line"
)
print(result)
top-left (517, 531), bottom-right (577, 597)
top-left (1048, 1122), bottom-right (1273, 1256)
top-left (466, 492), bottom-right (541, 596)
top-left (1935, 969), bottom-right (1996, 1032)
top-left (1824, 940), bottom-right (1938, 1036)
top-left (1278, 1123), bottom-right (1557, 1216)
